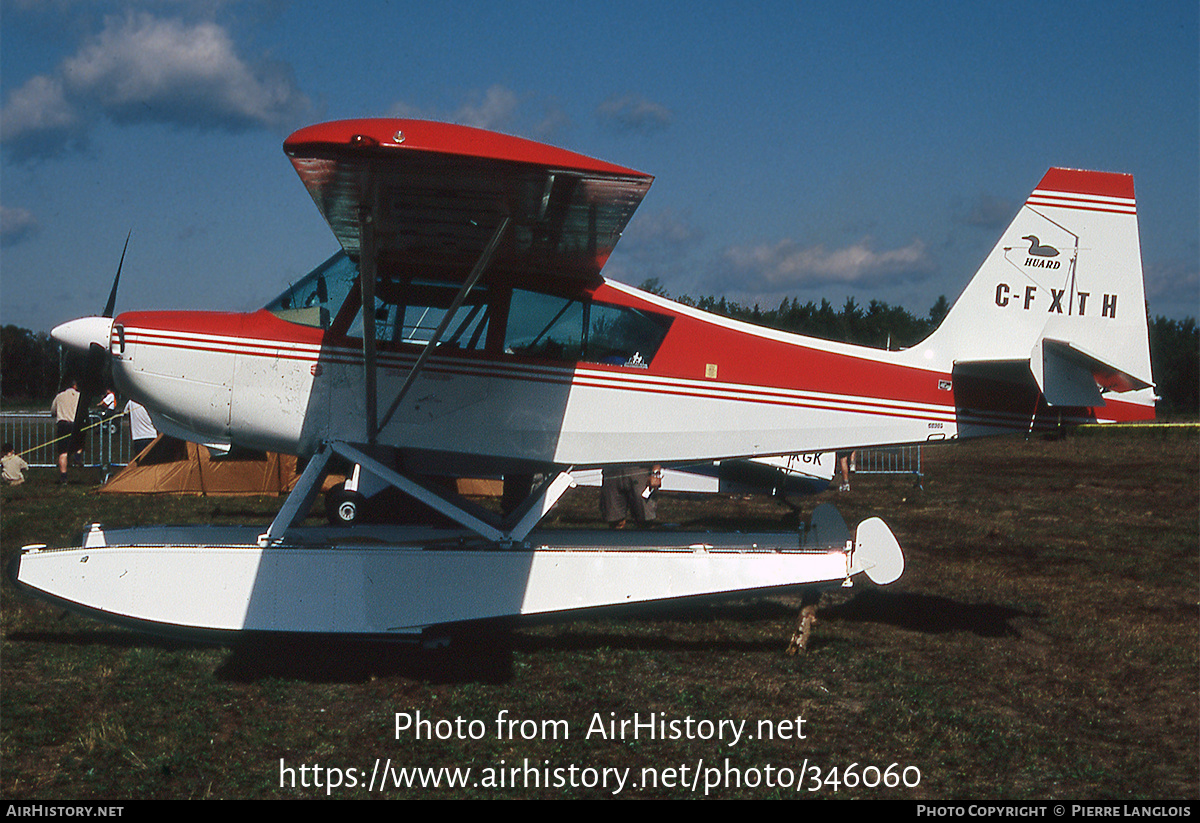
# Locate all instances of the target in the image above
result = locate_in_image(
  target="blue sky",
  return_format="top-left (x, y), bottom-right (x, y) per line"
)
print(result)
top-left (2, 0), bottom-right (1196, 336)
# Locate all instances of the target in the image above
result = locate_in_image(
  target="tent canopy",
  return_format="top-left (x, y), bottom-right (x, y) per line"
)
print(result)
top-left (99, 435), bottom-right (301, 496)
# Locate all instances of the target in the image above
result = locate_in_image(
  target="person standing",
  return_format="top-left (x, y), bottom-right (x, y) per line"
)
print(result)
top-left (124, 400), bottom-right (158, 457)
top-left (836, 450), bottom-right (857, 492)
top-left (600, 464), bottom-right (662, 529)
top-left (51, 379), bottom-right (80, 484)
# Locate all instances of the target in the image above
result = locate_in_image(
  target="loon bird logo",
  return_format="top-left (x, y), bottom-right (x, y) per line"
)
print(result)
top-left (1022, 235), bottom-right (1059, 257)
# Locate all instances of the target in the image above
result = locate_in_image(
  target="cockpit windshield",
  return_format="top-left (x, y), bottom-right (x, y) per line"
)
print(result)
top-left (265, 251), bottom-right (359, 328)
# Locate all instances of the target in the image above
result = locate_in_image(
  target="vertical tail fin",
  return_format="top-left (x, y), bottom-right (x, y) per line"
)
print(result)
top-left (916, 168), bottom-right (1154, 415)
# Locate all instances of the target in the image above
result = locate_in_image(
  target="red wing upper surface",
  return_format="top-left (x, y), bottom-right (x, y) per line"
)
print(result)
top-left (285, 119), bottom-right (653, 283)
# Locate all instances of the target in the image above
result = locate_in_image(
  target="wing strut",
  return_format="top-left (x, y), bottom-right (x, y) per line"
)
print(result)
top-left (258, 439), bottom-right (575, 545)
top-left (359, 204), bottom-right (379, 443)
top-left (374, 215), bottom-right (511, 438)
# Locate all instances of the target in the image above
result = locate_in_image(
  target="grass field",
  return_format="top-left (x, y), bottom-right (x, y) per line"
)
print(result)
top-left (2, 428), bottom-right (1196, 799)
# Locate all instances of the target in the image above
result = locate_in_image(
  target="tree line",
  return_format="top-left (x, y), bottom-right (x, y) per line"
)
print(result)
top-left (1, 326), bottom-right (66, 405)
top-left (3, 299), bottom-right (1197, 416)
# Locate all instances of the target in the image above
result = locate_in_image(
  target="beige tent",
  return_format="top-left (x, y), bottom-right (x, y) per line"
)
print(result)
top-left (101, 435), bottom-right (504, 504)
top-left (99, 435), bottom-right (301, 496)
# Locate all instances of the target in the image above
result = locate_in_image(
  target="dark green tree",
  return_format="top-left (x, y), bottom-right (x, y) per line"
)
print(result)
top-left (1148, 316), bottom-right (1199, 417)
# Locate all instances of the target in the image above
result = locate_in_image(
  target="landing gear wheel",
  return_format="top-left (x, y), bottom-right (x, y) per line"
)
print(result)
top-left (325, 487), bottom-right (366, 526)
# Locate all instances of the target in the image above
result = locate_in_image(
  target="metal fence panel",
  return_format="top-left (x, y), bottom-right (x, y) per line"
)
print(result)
top-left (1, 412), bottom-right (134, 469)
top-left (855, 446), bottom-right (923, 486)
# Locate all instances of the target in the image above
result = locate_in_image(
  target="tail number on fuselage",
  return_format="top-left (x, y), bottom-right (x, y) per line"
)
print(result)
top-left (993, 284), bottom-right (1118, 318)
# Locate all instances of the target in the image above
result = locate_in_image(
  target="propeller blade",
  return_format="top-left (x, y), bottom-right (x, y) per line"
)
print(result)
top-left (69, 342), bottom-right (109, 458)
top-left (64, 231), bottom-right (129, 462)
top-left (102, 230), bottom-right (131, 319)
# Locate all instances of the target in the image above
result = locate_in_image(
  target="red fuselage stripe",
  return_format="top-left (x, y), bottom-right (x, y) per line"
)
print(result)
top-left (120, 328), bottom-right (1151, 425)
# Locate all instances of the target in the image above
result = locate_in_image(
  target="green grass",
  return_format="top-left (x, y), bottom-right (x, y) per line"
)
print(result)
top-left (2, 430), bottom-right (1197, 799)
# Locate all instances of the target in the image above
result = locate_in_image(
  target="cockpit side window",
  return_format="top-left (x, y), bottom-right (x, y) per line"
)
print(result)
top-left (265, 252), bottom-right (360, 329)
top-left (504, 289), bottom-right (585, 361)
top-left (396, 281), bottom-right (490, 350)
top-left (343, 275), bottom-right (491, 352)
top-left (310, 260), bottom-right (672, 366)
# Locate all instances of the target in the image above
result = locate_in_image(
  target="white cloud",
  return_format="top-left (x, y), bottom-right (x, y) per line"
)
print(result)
top-left (386, 99), bottom-right (424, 119)
top-left (596, 93), bottom-right (672, 134)
top-left (721, 237), bottom-right (936, 289)
top-left (452, 85), bottom-right (520, 131)
top-left (0, 206), bottom-right (40, 247)
top-left (1144, 257), bottom-right (1200, 316)
top-left (601, 209), bottom-right (702, 290)
top-left (954, 193), bottom-right (1016, 230)
top-left (530, 105), bottom-right (572, 139)
top-left (0, 75), bottom-right (81, 154)
top-left (388, 86), bottom-right (571, 140)
top-left (2, 12), bottom-right (312, 160)
top-left (622, 209), bottom-right (702, 250)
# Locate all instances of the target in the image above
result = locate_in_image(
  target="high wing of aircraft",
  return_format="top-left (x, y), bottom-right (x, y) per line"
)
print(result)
top-left (21, 119), bottom-right (1154, 643)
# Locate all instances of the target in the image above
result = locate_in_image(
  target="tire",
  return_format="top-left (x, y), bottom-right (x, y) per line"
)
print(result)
top-left (325, 487), bottom-right (366, 526)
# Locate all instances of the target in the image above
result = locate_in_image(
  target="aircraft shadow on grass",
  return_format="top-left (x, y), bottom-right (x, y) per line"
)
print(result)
top-left (820, 589), bottom-right (1036, 638)
top-left (11, 590), bottom-right (1034, 685)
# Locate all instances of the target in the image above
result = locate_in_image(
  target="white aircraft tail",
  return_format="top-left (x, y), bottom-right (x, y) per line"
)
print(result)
top-left (915, 168), bottom-right (1154, 409)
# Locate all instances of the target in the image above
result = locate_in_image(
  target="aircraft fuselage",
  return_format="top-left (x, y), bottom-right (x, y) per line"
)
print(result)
top-left (110, 272), bottom-right (1152, 475)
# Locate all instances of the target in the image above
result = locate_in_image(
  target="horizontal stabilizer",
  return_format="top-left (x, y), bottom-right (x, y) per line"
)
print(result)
top-left (1031, 337), bottom-right (1153, 407)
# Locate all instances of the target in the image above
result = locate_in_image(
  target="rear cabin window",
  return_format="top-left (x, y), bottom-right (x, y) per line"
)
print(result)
top-left (585, 300), bottom-right (672, 367)
top-left (505, 288), bottom-right (671, 366)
